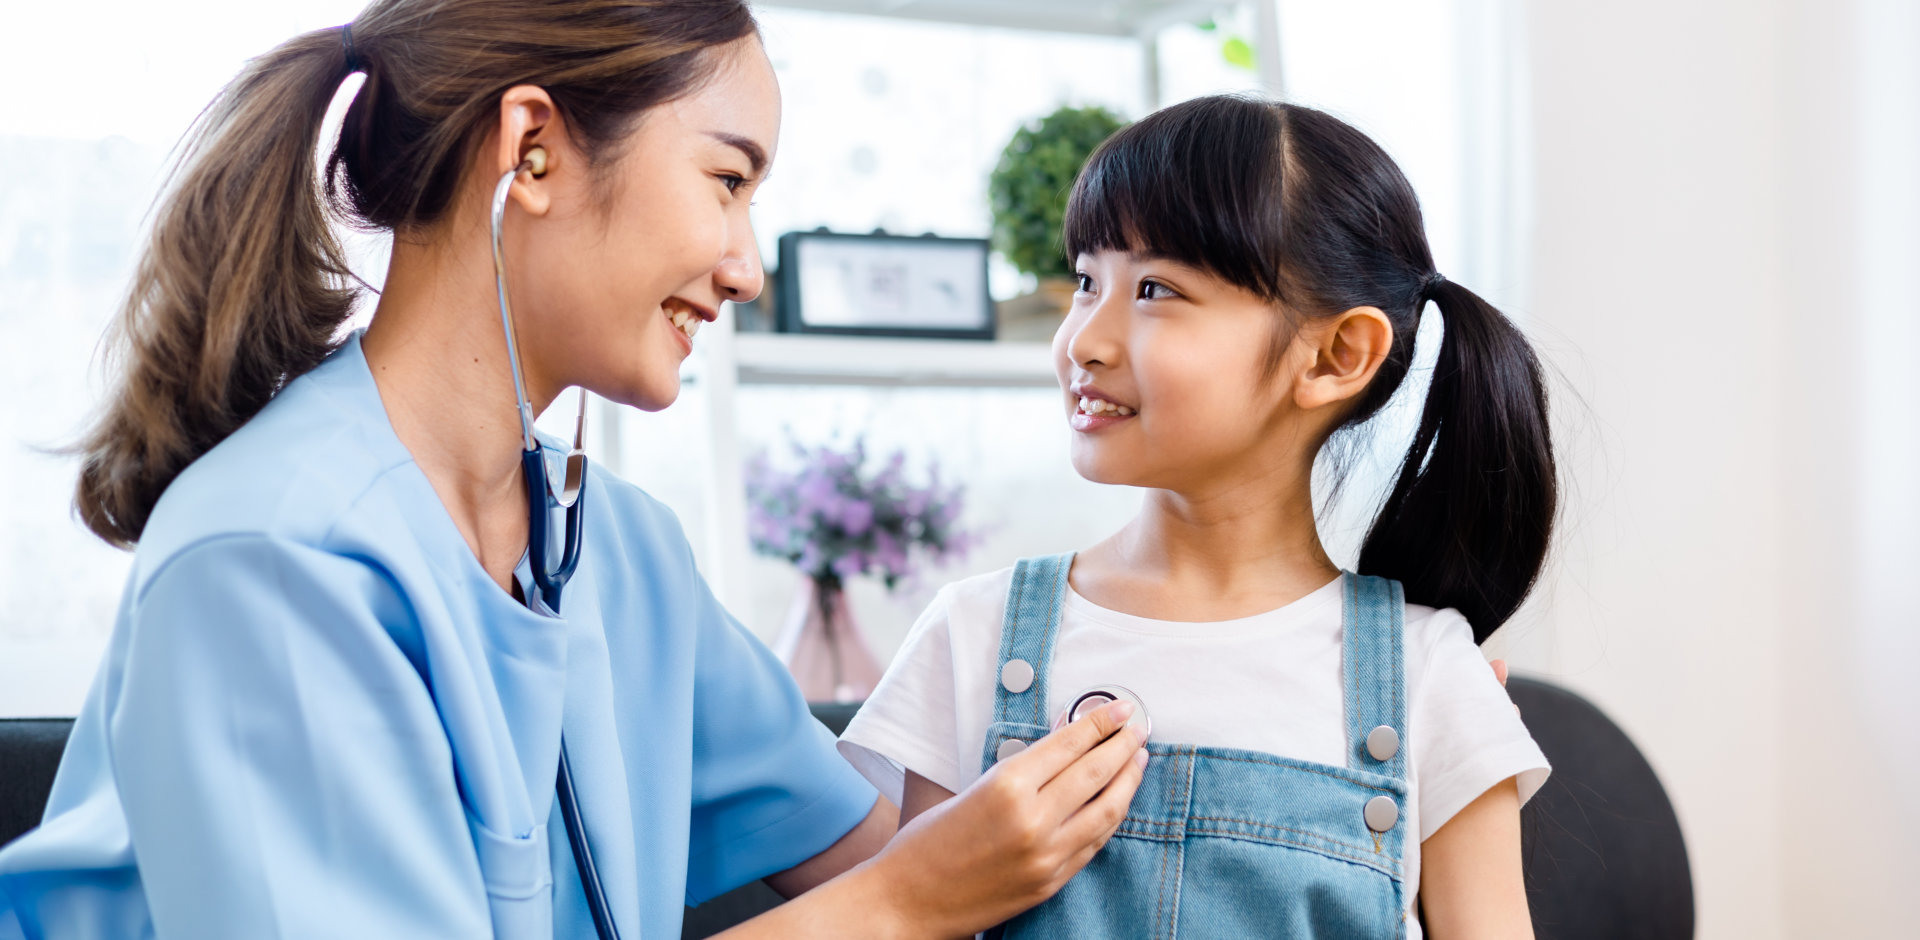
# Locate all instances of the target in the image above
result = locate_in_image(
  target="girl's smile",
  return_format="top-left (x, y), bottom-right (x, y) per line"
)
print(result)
top-left (1068, 382), bottom-right (1137, 432)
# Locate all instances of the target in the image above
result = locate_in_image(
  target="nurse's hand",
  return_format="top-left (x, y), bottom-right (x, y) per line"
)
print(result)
top-left (868, 699), bottom-right (1148, 937)
top-left (716, 701), bottom-right (1145, 940)
top-left (1491, 658), bottom-right (1521, 715)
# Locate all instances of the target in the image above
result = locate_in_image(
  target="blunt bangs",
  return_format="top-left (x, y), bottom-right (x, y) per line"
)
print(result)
top-left (1062, 95), bottom-right (1290, 303)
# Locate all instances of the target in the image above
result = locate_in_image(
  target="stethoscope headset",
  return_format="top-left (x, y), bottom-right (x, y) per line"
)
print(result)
top-left (491, 150), bottom-right (621, 940)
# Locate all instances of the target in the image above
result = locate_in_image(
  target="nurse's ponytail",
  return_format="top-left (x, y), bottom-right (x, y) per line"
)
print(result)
top-left (74, 0), bottom-right (758, 547)
top-left (1064, 97), bottom-right (1558, 639)
top-left (74, 28), bottom-right (355, 548)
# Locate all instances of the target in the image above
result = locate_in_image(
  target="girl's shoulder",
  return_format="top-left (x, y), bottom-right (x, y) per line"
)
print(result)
top-left (1401, 601), bottom-right (1476, 650)
top-left (1400, 601), bottom-right (1493, 691)
top-left (897, 565), bottom-right (1017, 651)
top-left (940, 564), bottom-right (1019, 612)
top-left (919, 556), bottom-right (1090, 646)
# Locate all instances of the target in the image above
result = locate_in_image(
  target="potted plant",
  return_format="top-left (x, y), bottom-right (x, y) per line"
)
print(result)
top-left (746, 436), bottom-right (975, 702)
top-left (988, 105), bottom-right (1128, 338)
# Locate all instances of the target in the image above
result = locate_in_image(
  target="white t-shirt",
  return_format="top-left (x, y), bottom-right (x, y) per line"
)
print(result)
top-left (839, 567), bottom-right (1549, 937)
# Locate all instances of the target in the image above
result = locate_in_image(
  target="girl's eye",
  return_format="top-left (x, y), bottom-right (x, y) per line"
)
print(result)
top-left (719, 174), bottom-right (747, 194)
top-left (1138, 279), bottom-right (1177, 301)
top-left (1074, 273), bottom-right (1095, 293)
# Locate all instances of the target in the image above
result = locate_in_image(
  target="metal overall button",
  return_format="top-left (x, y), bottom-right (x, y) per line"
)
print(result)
top-left (1364, 795), bottom-right (1400, 833)
top-left (1366, 725), bottom-right (1400, 762)
top-left (1000, 659), bottom-right (1035, 694)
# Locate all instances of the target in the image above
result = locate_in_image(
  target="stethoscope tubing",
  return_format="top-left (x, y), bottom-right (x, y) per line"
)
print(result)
top-left (489, 158), bottom-right (588, 609)
top-left (558, 741), bottom-right (623, 940)
top-left (492, 160), bottom-right (611, 940)
top-left (490, 158), bottom-right (542, 452)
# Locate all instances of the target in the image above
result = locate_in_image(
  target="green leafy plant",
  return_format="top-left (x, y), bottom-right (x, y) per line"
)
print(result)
top-left (988, 105), bottom-right (1128, 281)
top-left (1196, 17), bottom-right (1258, 72)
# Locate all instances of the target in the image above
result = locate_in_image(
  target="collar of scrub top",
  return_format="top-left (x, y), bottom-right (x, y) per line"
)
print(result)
top-left (490, 154), bottom-right (588, 618)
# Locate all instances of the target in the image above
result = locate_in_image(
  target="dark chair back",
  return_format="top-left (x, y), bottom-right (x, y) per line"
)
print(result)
top-left (1510, 676), bottom-right (1694, 939)
top-left (0, 718), bottom-right (74, 849)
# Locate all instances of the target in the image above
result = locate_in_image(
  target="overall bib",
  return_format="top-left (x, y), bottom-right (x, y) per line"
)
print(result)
top-left (981, 555), bottom-right (1411, 939)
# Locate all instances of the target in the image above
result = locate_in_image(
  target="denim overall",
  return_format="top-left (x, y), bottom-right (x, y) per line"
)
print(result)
top-left (981, 555), bottom-right (1411, 939)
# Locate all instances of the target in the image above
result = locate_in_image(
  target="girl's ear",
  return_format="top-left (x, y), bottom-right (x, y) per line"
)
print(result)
top-left (1293, 306), bottom-right (1393, 412)
top-left (494, 85), bottom-right (565, 217)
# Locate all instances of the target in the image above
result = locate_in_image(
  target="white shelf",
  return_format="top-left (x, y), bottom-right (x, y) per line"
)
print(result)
top-left (731, 333), bottom-right (1056, 388)
top-left (685, 320), bottom-right (1058, 616)
top-left (755, 0), bottom-right (1284, 117)
top-left (755, 0), bottom-right (1233, 38)
top-left (679, 0), bottom-right (1284, 613)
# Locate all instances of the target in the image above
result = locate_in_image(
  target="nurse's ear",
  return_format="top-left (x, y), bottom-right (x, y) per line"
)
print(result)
top-left (492, 84), bottom-right (569, 218)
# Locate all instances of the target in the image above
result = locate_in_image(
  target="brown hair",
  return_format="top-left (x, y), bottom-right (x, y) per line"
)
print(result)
top-left (75, 0), bottom-right (758, 547)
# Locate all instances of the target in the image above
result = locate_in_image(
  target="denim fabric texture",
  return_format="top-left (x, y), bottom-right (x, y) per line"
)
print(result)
top-left (981, 555), bottom-right (1410, 939)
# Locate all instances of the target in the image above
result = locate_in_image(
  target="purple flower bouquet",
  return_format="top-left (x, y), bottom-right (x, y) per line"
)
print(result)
top-left (746, 435), bottom-right (973, 591)
top-left (746, 436), bottom-right (974, 701)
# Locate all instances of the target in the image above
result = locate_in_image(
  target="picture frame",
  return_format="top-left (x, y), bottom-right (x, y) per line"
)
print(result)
top-left (775, 229), bottom-right (995, 340)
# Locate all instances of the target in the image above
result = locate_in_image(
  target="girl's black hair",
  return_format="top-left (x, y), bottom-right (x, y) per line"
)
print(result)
top-left (1064, 95), bottom-right (1556, 640)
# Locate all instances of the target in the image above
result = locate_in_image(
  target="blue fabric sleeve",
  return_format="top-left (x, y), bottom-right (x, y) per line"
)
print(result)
top-left (682, 561), bottom-right (879, 905)
top-left (112, 535), bottom-right (490, 938)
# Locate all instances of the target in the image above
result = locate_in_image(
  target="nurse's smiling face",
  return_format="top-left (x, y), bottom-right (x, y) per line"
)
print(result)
top-left (502, 36), bottom-right (780, 413)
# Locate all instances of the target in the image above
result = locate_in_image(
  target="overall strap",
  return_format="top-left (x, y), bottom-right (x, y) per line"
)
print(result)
top-left (1343, 573), bottom-right (1409, 781)
top-left (991, 553), bottom-right (1074, 727)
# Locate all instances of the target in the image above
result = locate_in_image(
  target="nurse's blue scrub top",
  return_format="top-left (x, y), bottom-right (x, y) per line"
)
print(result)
top-left (0, 334), bottom-right (879, 938)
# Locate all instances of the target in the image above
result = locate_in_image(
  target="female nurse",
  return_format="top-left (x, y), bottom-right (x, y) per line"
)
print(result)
top-left (0, 1), bottom-right (1148, 936)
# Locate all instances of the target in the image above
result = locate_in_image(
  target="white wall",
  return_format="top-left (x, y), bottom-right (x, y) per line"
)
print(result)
top-left (1775, 0), bottom-right (1920, 934)
top-left (1514, 0), bottom-right (1920, 936)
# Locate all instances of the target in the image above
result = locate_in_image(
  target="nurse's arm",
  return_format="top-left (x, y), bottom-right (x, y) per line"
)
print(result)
top-left (895, 773), bottom-right (970, 940)
top-left (1416, 776), bottom-right (1535, 939)
top-left (111, 535), bottom-right (496, 936)
top-left (899, 769), bottom-right (957, 827)
top-left (712, 700), bottom-right (1146, 939)
top-left (761, 796), bottom-right (899, 897)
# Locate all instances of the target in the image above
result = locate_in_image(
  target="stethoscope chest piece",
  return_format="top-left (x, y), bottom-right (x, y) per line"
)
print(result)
top-left (1053, 684), bottom-right (1151, 741)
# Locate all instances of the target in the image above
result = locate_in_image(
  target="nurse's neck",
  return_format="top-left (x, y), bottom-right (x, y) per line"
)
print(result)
top-left (362, 214), bottom-right (546, 594)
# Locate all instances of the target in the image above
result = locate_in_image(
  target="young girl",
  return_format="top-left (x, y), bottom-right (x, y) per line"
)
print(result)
top-left (841, 95), bottom-right (1554, 938)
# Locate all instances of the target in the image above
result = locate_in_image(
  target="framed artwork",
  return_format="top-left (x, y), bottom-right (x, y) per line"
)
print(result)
top-left (775, 229), bottom-right (995, 340)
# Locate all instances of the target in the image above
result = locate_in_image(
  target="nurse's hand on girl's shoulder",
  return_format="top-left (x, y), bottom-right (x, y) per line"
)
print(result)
top-left (866, 700), bottom-right (1148, 938)
top-left (1491, 658), bottom-right (1521, 716)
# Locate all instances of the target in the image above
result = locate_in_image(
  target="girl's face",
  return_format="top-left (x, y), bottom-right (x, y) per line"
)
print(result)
top-left (512, 36), bottom-right (779, 413)
top-left (1053, 251), bottom-right (1311, 492)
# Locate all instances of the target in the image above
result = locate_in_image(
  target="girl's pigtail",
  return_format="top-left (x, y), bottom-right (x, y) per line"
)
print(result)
top-left (1357, 278), bottom-right (1558, 640)
top-left (75, 28), bottom-right (360, 547)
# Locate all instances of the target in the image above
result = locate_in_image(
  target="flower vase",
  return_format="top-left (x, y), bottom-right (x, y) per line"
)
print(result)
top-left (772, 577), bottom-right (884, 703)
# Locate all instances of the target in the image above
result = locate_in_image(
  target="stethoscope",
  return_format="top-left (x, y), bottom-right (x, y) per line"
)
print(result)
top-left (491, 153), bottom-right (621, 940)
